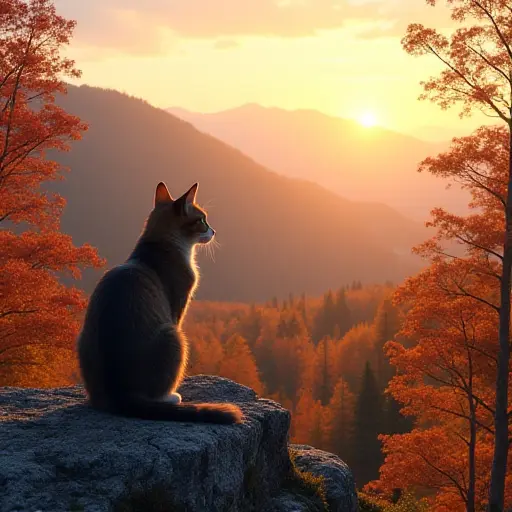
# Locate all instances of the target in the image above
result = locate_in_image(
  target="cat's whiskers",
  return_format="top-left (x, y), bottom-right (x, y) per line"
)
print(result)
top-left (202, 198), bottom-right (216, 211)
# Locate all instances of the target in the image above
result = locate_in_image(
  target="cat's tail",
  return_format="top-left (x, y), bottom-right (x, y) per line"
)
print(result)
top-left (107, 396), bottom-right (244, 424)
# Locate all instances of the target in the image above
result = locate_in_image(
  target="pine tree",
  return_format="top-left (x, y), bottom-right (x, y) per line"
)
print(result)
top-left (312, 290), bottom-right (337, 343)
top-left (351, 362), bottom-right (385, 488)
top-left (384, 395), bottom-right (413, 436)
top-left (335, 287), bottom-right (353, 338)
top-left (276, 310), bottom-right (307, 339)
top-left (373, 299), bottom-right (400, 390)
top-left (297, 292), bottom-right (308, 322)
top-left (315, 338), bottom-right (332, 405)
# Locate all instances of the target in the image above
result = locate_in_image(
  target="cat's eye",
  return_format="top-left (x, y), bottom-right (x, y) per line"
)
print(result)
top-left (199, 218), bottom-right (207, 226)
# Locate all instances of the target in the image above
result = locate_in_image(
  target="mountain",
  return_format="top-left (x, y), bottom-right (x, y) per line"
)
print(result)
top-left (49, 85), bottom-right (428, 302)
top-left (166, 104), bottom-right (469, 220)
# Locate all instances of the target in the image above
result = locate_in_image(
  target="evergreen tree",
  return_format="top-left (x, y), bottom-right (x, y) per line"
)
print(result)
top-left (297, 292), bottom-right (308, 323)
top-left (335, 287), bottom-right (353, 338)
top-left (350, 362), bottom-right (385, 488)
top-left (276, 310), bottom-right (307, 339)
top-left (384, 395), bottom-right (413, 436)
top-left (373, 299), bottom-right (400, 390)
top-left (316, 338), bottom-right (331, 405)
top-left (312, 289), bottom-right (337, 343)
top-left (237, 304), bottom-right (263, 348)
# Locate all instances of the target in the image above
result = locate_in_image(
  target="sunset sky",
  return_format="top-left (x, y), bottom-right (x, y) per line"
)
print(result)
top-left (56, 0), bottom-right (490, 141)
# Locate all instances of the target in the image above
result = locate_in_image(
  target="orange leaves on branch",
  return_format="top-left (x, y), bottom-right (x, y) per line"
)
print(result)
top-left (0, 0), bottom-right (104, 385)
top-left (402, 2), bottom-right (512, 120)
top-left (1, 0), bottom-right (86, 229)
top-left (372, 428), bottom-right (495, 512)
top-left (370, 121), bottom-right (512, 509)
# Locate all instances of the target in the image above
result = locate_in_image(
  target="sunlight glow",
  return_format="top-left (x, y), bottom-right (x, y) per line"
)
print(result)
top-left (358, 111), bottom-right (378, 128)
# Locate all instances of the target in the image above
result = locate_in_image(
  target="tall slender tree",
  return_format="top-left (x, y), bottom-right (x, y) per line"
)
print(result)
top-left (402, 3), bottom-right (512, 509)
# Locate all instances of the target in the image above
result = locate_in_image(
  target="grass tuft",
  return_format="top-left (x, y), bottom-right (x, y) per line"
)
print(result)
top-left (283, 448), bottom-right (329, 511)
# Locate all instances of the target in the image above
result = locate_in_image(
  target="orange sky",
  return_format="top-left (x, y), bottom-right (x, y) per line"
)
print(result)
top-left (56, 0), bottom-right (490, 141)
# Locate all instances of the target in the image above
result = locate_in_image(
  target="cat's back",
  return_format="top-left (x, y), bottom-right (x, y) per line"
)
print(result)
top-left (80, 260), bottom-right (170, 340)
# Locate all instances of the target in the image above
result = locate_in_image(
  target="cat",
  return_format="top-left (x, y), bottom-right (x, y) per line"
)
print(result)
top-left (77, 182), bottom-right (243, 424)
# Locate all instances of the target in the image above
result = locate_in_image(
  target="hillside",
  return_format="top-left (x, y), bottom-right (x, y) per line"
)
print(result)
top-left (50, 85), bottom-right (427, 302)
top-left (167, 104), bottom-right (469, 220)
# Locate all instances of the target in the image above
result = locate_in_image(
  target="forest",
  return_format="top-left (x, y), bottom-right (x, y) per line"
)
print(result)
top-left (1, 1), bottom-right (512, 511)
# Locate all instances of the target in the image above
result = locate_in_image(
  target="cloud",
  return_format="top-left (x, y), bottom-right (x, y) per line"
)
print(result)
top-left (54, 0), bottom-right (454, 55)
top-left (56, 0), bottom-right (381, 47)
top-left (54, 2), bottom-right (168, 56)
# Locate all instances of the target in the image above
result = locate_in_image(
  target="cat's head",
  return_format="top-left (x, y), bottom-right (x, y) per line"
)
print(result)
top-left (144, 182), bottom-right (215, 247)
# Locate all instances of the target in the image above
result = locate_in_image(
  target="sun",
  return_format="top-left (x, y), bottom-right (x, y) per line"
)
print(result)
top-left (358, 111), bottom-right (378, 128)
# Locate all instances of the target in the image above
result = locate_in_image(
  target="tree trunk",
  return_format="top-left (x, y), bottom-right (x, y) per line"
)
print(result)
top-left (468, 394), bottom-right (476, 512)
top-left (488, 121), bottom-right (512, 512)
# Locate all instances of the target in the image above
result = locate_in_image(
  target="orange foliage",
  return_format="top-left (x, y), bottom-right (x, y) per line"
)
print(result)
top-left (337, 323), bottom-right (377, 391)
top-left (402, 1), bottom-right (512, 122)
top-left (291, 389), bottom-right (327, 449)
top-left (218, 334), bottom-right (264, 395)
top-left (324, 377), bottom-right (355, 460)
top-left (187, 330), bottom-right (224, 376)
top-left (370, 126), bottom-right (512, 511)
top-left (0, 0), bottom-right (104, 385)
top-left (371, 427), bottom-right (495, 512)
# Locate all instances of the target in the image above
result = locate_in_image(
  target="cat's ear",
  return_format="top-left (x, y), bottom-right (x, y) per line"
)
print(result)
top-left (184, 183), bottom-right (198, 206)
top-left (174, 183), bottom-right (198, 215)
top-left (180, 183), bottom-right (198, 215)
top-left (155, 182), bottom-right (173, 206)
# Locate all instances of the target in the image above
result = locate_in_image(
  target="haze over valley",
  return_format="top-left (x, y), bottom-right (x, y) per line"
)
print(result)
top-left (167, 104), bottom-right (469, 220)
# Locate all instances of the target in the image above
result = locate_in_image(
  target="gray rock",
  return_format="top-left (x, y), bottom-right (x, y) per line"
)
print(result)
top-left (290, 445), bottom-right (358, 512)
top-left (0, 376), bottom-right (356, 512)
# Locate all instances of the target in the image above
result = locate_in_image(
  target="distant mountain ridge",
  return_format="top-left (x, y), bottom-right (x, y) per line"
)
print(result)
top-left (49, 85), bottom-right (428, 302)
top-left (167, 104), bottom-right (469, 220)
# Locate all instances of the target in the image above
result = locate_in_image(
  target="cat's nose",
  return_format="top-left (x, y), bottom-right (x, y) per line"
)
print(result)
top-left (211, 229), bottom-right (216, 237)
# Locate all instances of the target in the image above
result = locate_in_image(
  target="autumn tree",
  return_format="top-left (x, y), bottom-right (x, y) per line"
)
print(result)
top-left (187, 331), bottom-right (224, 376)
top-left (218, 334), bottom-right (264, 395)
top-left (270, 336), bottom-right (316, 407)
top-left (402, 2), bottom-right (512, 509)
top-left (373, 258), bottom-right (502, 511)
top-left (312, 337), bottom-right (340, 405)
top-left (325, 377), bottom-right (355, 461)
top-left (0, 0), bottom-right (104, 385)
top-left (276, 309), bottom-right (308, 339)
top-left (337, 322), bottom-right (377, 391)
top-left (292, 388), bottom-right (327, 449)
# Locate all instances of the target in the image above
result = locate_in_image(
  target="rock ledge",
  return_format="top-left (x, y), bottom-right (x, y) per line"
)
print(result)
top-left (0, 376), bottom-right (357, 511)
